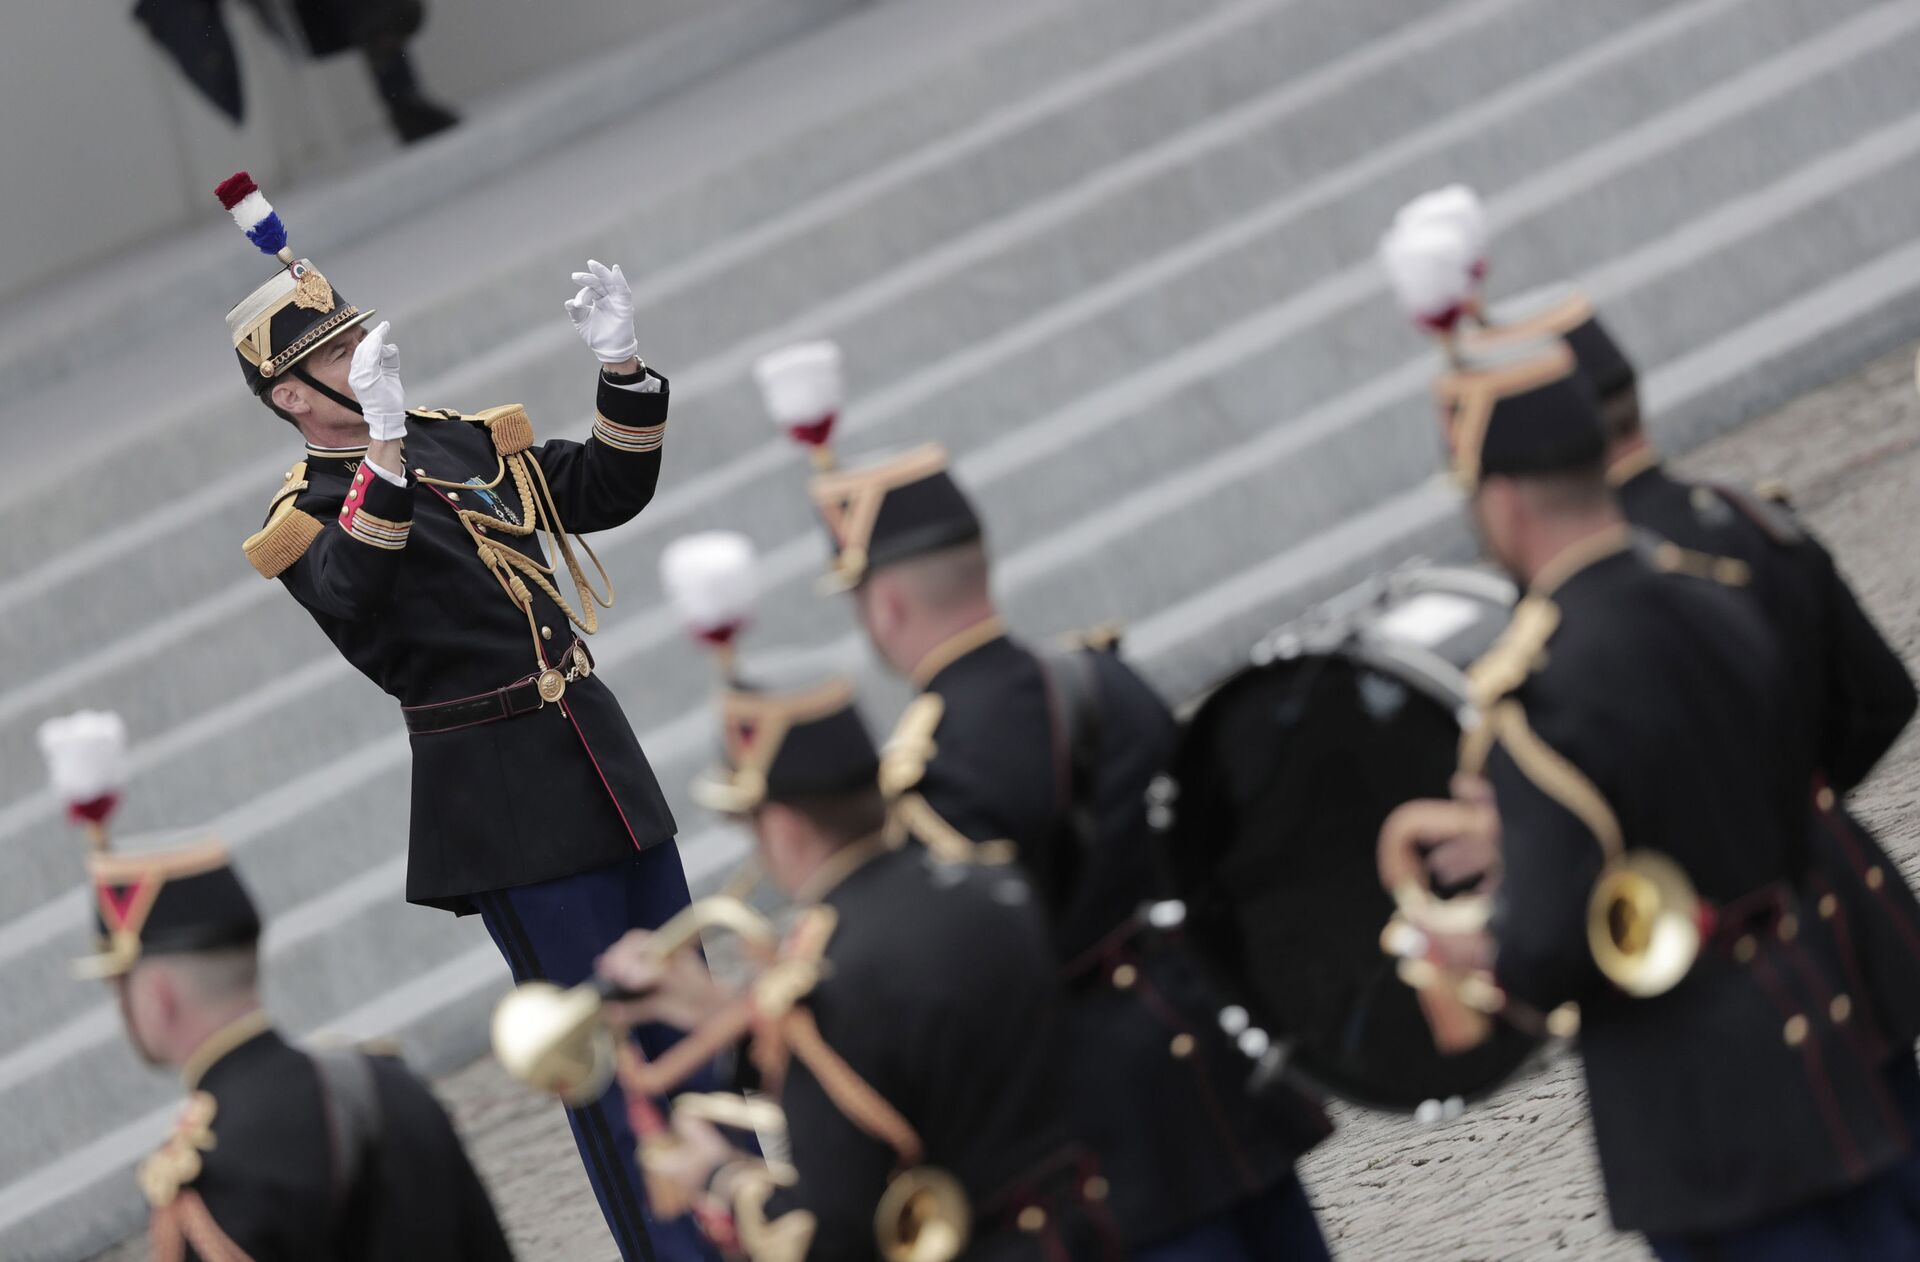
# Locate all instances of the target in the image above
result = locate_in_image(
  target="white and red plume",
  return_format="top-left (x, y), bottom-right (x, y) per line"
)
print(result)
top-left (215, 171), bottom-right (294, 267)
top-left (753, 341), bottom-right (844, 469)
top-left (37, 710), bottom-right (130, 849)
top-left (660, 532), bottom-right (757, 675)
top-left (1379, 184), bottom-right (1489, 336)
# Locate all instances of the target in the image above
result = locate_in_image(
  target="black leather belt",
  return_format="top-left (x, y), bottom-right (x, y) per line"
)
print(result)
top-left (403, 641), bottom-right (593, 735)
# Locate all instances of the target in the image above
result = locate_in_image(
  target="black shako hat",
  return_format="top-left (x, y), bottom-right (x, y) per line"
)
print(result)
top-left (1435, 337), bottom-right (1606, 490)
top-left (77, 840), bottom-right (262, 980)
top-left (217, 172), bottom-right (375, 406)
top-left (806, 443), bottom-right (983, 592)
top-left (691, 677), bottom-right (882, 815)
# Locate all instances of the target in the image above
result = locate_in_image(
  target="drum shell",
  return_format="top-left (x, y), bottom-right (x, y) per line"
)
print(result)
top-left (1156, 567), bottom-right (1538, 1112)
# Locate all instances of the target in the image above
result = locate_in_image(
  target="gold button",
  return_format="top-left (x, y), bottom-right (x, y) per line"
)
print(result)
top-left (283, 471), bottom-right (293, 481)
top-left (1819, 894), bottom-right (1839, 920)
top-left (1110, 963), bottom-right (1137, 989)
top-left (1831, 995), bottom-right (1852, 1024)
top-left (447, 491), bottom-right (461, 501)
top-left (1816, 787), bottom-right (1836, 812)
top-left (1734, 935), bottom-right (1757, 964)
top-left (413, 468), bottom-right (426, 477)
top-left (1868, 866), bottom-right (1887, 891)
top-left (476, 525), bottom-right (488, 534)
top-left (1170, 1033), bottom-right (1196, 1059)
top-left (355, 473), bottom-right (365, 485)
top-left (1082, 1176), bottom-right (1109, 1202)
top-left (540, 626), bottom-right (553, 641)
top-left (1017, 1207), bottom-right (1047, 1233)
top-left (340, 508), bottom-right (350, 519)
top-left (1778, 914), bottom-right (1798, 943)
top-left (1784, 1014), bottom-right (1810, 1047)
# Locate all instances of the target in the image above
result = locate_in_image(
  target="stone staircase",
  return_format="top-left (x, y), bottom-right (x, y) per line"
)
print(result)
top-left (5, 0), bottom-right (1920, 1255)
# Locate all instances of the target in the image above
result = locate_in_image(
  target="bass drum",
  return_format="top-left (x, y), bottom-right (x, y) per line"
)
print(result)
top-left (1154, 565), bottom-right (1537, 1113)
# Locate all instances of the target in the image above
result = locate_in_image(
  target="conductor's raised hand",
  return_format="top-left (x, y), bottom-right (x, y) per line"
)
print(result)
top-left (348, 320), bottom-right (408, 442)
top-left (564, 259), bottom-right (640, 367)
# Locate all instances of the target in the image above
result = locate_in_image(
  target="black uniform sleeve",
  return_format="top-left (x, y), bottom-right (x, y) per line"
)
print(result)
top-left (1487, 722), bottom-right (1609, 1012)
top-left (529, 368), bottom-right (669, 534)
top-left (276, 471), bottom-right (415, 623)
top-left (1813, 544), bottom-right (1917, 791)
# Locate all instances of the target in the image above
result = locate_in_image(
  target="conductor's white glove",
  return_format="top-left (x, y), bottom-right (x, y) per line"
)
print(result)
top-left (348, 321), bottom-right (408, 443)
top-left (565, 260), bottom-right (640, 365)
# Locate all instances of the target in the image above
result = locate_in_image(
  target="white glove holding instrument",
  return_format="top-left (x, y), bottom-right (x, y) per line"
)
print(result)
top-left (349, 320), bottom-right (408, 443)
top-left (565, 260), bottom-right (640, 365)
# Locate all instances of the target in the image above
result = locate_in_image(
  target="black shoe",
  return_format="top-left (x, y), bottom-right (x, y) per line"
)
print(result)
top-left (388, 94), bottom-right (460, 144)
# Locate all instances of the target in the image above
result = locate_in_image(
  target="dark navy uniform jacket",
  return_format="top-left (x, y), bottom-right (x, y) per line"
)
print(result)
top-left (147, 1019), bottom-right (513, 1261)
top-left (762, 843), bottom-right (1111, 1262)
top-left (1481, 533), bottom-right (1909, 1237)
top-left (1614, 454), bottom-right (1920, 1045)
top-left (900, 629), bottom-right (1329, 1249)
top-left (244, 370), bottom-right (677, 911)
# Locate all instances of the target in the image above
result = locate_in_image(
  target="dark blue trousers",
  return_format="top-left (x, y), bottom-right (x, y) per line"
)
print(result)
top-left (476, 844), bottom-right (720, 1262)
top-left (1648, 1056), bottom-right (1920, 1262)
top-left (1133, 1177), bottom-right (1332, 1262)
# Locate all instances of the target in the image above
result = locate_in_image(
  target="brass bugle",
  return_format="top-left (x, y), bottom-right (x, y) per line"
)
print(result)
top-left (875, 1166), bottom-right (970, 1262)
top-left (1588, 850), bottom-right (1703, 998)
top-left (491, 896), bottom-right (779, 1104)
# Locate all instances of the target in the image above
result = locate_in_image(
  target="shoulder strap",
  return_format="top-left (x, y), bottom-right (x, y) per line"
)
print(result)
top-left (309, 1047), bottom-right (383, 1212)
top-left (1036, 646), bottom-right (1105, 854)
top-left (469, 403), bottom-right (535, 455)
top-left (1706, 480), bottom-right (1803, 547)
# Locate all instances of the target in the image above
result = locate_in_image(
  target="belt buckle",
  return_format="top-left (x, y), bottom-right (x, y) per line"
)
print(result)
top-left (535, 669), bottom-right (567, 704)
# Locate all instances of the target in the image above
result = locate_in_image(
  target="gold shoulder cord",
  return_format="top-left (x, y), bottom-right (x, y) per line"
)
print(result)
top-left (417, 412), bottom-right (614, 696)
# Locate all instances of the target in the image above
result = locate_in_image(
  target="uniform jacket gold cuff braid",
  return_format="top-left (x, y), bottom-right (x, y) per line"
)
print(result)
top-left (242, 368), bottom-right (679, 911)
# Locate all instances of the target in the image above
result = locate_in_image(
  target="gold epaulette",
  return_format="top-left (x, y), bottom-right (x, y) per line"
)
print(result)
top-left (1650, 540), bottom-right (1750, 587)
top-left (137, 1092), bottom-right (218, 1210)
top-left (1058, 619), bottom-right (1125, 654)
top-left (752, 906), bottom-right (839, 1019)
top-left (470, 403), bottom-right (535, 455)
top-left (242, 461), bottom-right (323, 578)
top-left (879, 695), bottom-right (944, 798)
top-left (1460, 597), bottom-right (1560, 775)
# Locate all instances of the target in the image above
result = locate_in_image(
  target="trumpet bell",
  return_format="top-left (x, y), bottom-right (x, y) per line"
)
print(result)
top-left (490, 980), bottom-right (615, 1106)
top-left (1589, 850), bottom-right (1701, 998)
top-left (875, 1167), bottom-right (970, 1262)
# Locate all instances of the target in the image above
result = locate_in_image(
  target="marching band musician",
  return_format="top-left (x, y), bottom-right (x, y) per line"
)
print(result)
top-left (791, 435), bottom-right (1332, 1260)
top-left (1391, 337), bottom-right (1920, 1259)
top-left (1461, 288), bottom-right (1920, 1074)
top-left (214, 173), bottom-right (710, 1261)
top-left (32, 707), bottom-right (518, 1262)
top-left (595, 670), bottom-right (1121, 1261)
top-left (1380, 186), bottom-right (1920, 1083)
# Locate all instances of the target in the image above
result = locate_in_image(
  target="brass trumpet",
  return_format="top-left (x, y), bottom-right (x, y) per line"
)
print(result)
top-left (1588, 850), bottom-right (1704, 999)
top-left (490, 896), bottom-right (779, 1105)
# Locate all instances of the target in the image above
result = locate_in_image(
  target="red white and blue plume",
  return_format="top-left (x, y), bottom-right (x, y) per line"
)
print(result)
top-left (215, 171), bottom-right (294, 266)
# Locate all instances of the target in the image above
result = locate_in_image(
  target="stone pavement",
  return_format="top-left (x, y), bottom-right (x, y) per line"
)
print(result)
top-left (85, 342), bottom-right (1920, 1261)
